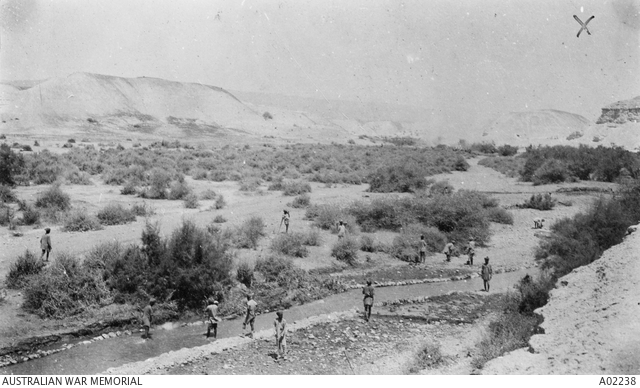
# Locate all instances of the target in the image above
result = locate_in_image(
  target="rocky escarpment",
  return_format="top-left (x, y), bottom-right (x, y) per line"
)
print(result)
top-left (482, 223), bottom-right (640, 374)
top-left (596, 96), bottom-right (640, 124)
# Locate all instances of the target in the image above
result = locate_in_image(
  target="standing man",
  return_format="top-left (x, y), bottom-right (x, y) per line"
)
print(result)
top-left (418, 235), bottom-right (427, 264)
top-left (281, 210), bottom-right (291, 233)
top-left (481, 257), bottom-right (493, 292)
top-left (40, 228), bottom-right (52, 262)
top-left (204, 298), bottom-right (220, 339)
top-left (274, 311), bottom-right (287, 360)
top-left (242, 294), bottom-right (258, 338)
top-left (443, 240), bottom-right (455, 262)
top-left (142, 298), bottom-right (156, 339)
top-left (466, 237), bottom-right (476, 266)
top-left (337, 220), bottom-right (347, 239)
top-left (362, 280), bottom-right (375, 322)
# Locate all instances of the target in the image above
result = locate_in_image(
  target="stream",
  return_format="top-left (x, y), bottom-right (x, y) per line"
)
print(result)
top-left (3, 268), bottom-right (535, 375)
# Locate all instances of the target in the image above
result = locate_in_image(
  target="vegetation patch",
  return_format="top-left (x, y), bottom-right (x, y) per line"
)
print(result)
top-left (96, 203), bottom-right (136, 225)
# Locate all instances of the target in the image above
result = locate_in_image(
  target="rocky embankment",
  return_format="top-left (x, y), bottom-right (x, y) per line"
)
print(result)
top-left (483, 224), bottom-right (640, 374)
top-left (596, 96), bottom-right (640, 125)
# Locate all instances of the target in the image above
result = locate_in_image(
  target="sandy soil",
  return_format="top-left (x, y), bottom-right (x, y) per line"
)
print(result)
top-left (482, 223), bottom-right (640, 375)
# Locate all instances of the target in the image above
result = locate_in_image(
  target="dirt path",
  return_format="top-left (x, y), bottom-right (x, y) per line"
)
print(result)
top-left (483, 224), bottom-right (640, 374)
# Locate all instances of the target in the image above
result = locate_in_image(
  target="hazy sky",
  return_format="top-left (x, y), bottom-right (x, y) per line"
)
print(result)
top-left (1, 0), bottom-right (639, 129)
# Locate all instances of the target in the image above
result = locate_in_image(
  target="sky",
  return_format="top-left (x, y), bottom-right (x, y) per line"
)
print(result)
top-left (1, 0), bottom-right (639, 129)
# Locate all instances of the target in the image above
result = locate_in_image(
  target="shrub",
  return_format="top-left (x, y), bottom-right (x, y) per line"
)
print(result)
top-left (453, 156), bottom-right (469, 171)
top-left (183, 193), bottom-right (200, 209)
top-left (390, 224), bottom-right (447, 262)
top-left (517, 193), bottom-right (555, 211)
top-left (63, 210), bottom-right (103, 232)
top-left (131, 202), bottom-right (154, 216)
top-left (0, 143), bottom-right (25, 186)
top-left (239, 178), bottom-right (261, 192)
top-left (360, 234), bottom-right (377, 252)
top-left (429, 180), bottom-right (454, 196)
top-left (484, 207), bottom-right (514, 225)
top-left (96, 203), bottom-right (136, 225)
top-left (121, 181), bottom-right (138, 195)
top-left (141, 168), bottom-right (172, 199)
top-left (236, 262), bottom-right (254, 288)
top-left (35, 184), bottom-right (71, 211)
top-left (21, 204), bottom-right (40, 225)
top-left (303, 228), bottom-right (322, 246)
top-left (309, 203), bottom-right (344, 230)
top-left (331, 237), bottom-right (359, 265)
top-left (0, 206), bottom-right (13, 226)
top-left (67, 138), bottom-right (76, 144)
top-left (471, 142), bottom-right (497, 154)
top-left (0, 185), bottom-right (16, 203)
top-left (532, 159), bottom-right (571, 185)
top-left (168, 180), bottom-right (191, 200)
top-left (6, 250), bottom-right (44, 289)
top-left (566, 131), bottom-right (583, 141)
top-left (234, 216), bottom-right (266, 249)
top-left (200, 189), bottom-right (217, 200)
top-left (213, 215), bottom-right (227, 223)
top-left (215, 195), bottom-right (226, 209)
top-left (263, 111), bottom-right (273, 120)
top-left (282, 181), bottom-right (312, 196)
top-left (497, 144), bottom-right (518, 156)
top-left (348, 197), bottom-right (404, 232)
top-left (409, 342), bottom-right (446, 373)
top-left (290, 193), bottom-right (311, 208)
top-left (270, 233), bottom-right (309, 257)
top-left (65, 169), bottom-right (92, 185)
top-left (368, 163), bottom-right (429, 193)
top-left (23, 253), bottom-right (111, 318)
top-left (471, 293), bottom-right (542, 369)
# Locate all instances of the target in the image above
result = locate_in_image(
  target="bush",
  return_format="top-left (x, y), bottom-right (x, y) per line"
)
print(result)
top-left (390, 224), bottom-right (447, 262)
top-left (0, 185), bottom-right (16, 203)
top-left (215, 195), bottom-right (226, 209)
top-left (282, 181), bottom-right (312, 196)
top-left (183, 193), bottom-right (200, 209)
top-left (65, 169), bottom-right (92, 185)
top-left (429, 180), bottom-right (454, 196)
top-left (63, 210), bottom-right (103, 232)
top-left (234, 216), bottom-right (266, 249)
top-left (518, 193), bottom-right (555, 211)
top-left (331, 237), bottom-right (359, 265)
top-left (348, 197), bottom-right (404, 232)
top-left (97, 203), bottom-right (136, 225)
top-left (368, 163), bottom-right (429, 193)
top-left (35, 184), bottom-right (71, 211)
top-left (360, 234), bottom-right (377, 252)
top-left (484, 207), bottom-right (514, 225)
top-left (121, 181), bottom-right (138, 195)
top-left (213, 215), bottom-right (227, 223)
top-left (200, 189), bottom-right (217, 200)
top-left (168, 180), bottom-right (191, 200)
top-left (532, 159), bottom-right (571, 185)
top-left (270, 233), bottom-right (309, 257)
top-left (303, 228), bottom-right (322, 246)
top-left (21, 204), bottom-right (40, 225)
top-left (6, 250), bottom-right (44, 289)
top-left (23, 253), bottom-right (111, 318)
top-left (239, 178), bottom-right (261, 192)
top-left (290, 193), bottom-right (311, 208)
top-left (453, 156), bottom-right (469, 171)
top-left (263, 111), bottom-right (273, 120)
top-left (471, 142), bottom-right (497, 154)
top-left (0, 143), bottom-right (25, 186)
top-left (409, 342), bottom-right (446, 373)
top-left (131, 202), bottom-right (154, 216)
top-left (236, 262), bottom-right (254, 288)
top-left (497, 144), bottom-right (518, 156)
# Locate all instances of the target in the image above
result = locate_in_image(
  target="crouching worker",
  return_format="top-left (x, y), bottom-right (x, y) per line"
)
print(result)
top-left (204, 298), bottom-right (220, 339)
top-left (533, 217), bottom-right (545, 229)
top-left (274, 311), bottom-right (287, 360)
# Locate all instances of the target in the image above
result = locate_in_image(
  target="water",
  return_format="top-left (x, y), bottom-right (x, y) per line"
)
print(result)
top-left (3, 268), bottom-right (535, 375)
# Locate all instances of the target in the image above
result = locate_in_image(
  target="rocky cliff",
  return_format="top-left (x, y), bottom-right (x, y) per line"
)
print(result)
top-left (596, 96), bottom-right (640, 125)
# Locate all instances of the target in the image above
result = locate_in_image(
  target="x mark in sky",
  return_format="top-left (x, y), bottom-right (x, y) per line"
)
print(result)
top-left (573, 15), bottom-right (594, 38)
